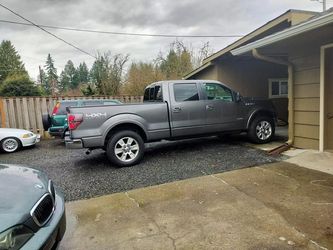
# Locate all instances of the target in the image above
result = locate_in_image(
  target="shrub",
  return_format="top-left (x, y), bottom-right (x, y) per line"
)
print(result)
top-left (0, 74), bottom-right (41, 96)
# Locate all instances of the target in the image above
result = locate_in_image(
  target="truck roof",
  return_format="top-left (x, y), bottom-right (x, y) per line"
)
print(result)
top-left (145, 80), bottom-right (222, 88)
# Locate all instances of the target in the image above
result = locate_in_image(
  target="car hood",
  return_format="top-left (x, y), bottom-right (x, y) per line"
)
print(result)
top-left (0, 128), bottom-right (33, 138)
top-left (0, 164), bottom-right (49, 233)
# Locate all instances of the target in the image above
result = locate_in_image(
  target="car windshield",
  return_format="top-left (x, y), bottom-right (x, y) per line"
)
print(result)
top-left (82, 100), bottom-right (119, 106)
top-left (57, 101), bottom-right (78, 115)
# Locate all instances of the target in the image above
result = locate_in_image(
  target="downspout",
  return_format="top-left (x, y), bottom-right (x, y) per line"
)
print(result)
top-left (252, 48), bottom-right (294, 146)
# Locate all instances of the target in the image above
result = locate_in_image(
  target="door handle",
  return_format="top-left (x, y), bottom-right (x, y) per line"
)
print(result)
top-left (172, 107), bottom-right (182, 113)
top-left (206, 105), bottom-right (214, 111)
top-left (327, 113), bottom-right (333, 119)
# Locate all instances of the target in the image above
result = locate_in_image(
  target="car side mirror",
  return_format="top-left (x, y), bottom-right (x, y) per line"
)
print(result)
top-left (235, 92), bottom-right (241, 102)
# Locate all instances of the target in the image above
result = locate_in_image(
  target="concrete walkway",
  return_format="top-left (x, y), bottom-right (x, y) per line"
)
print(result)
top-left (60, 162), bottom-right (333, 250)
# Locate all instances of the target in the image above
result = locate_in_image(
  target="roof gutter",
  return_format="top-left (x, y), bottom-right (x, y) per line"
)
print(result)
top-left (252, 49), bottom-right (294, 146)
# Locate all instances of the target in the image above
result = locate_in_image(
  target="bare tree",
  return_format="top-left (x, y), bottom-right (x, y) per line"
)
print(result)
top-left (90, 51), bottom-right (129, 95)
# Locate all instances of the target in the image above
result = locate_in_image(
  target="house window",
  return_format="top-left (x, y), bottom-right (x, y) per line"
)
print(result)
top-left (269, 79), bottom-right (288, 98)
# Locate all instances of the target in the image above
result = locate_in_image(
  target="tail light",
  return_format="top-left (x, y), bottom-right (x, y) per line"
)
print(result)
top-left (52, 102), bottom-right (60, 116)
top-left (68, 114), bottom-right (83, 130)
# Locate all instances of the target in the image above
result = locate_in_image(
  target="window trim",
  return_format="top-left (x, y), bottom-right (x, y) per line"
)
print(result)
top-left (268, 78), bottom-right (288, 99)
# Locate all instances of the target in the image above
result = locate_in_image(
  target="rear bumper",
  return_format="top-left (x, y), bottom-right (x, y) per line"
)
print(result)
top-left (65, 137), bottom-right (84, 149)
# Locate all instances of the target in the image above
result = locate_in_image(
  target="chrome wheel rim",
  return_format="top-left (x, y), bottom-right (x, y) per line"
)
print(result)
top-left (256, 121), bottom-right (272, 141)
top-left (3, 138), bottom-right (19, 152)
top-left (114, 137), bottom-right (139, 162)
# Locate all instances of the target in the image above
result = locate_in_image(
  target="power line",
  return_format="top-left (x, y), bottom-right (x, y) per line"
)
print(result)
top-left (0, 19), bottom-right (244, 38)
top-left (0, 3), bottom-right (96, 59)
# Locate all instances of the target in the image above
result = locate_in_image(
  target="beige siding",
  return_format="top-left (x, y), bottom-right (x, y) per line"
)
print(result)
top-left (191, 65), bottom-right (218, 80)
top-left (290, 48), bottom-right (320, 149)
top-left (294, 98), bottom-right (319, 111)
top-left (294, 83), bottom-right (320, 98)
top-left (294, 137), bottom-right (319, 149)
top-left (294, 124), bottom-right (319, 139)
top-left (217, 58), bottom-right (287, 98)
top-left (290, 12), bottom-right (317, 26)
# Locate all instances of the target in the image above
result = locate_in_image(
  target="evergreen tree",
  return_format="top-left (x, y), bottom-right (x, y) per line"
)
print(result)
top-left (0, 40), bottom-right (27, 84)
top-left (44, 54), bottom-right (58, 95)
top-left (59, 60), bottom-right (78, 93)
top-left (77, 62), bottom-right (89, 84)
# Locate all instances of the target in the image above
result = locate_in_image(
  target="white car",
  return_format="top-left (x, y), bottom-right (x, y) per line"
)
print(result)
top-left (0, 128), bottom-right (40, 153)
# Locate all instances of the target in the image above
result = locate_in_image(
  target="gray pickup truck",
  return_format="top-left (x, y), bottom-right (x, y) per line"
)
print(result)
top-left (66, 80), bottom-right (277, 167)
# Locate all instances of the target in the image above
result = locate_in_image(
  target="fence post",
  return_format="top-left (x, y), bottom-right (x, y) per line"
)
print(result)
top-left (0, 98), bottom-right (5, 128)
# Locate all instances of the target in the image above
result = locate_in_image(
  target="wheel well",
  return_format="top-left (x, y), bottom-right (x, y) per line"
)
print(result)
top-left (104, 123), bottom-right (147, 146)
top-left (247, 110), bottom-right (275, 129)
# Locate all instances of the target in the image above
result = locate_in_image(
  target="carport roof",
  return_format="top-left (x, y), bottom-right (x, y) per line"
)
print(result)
top-left (231, 8), bottom-right (333, 56)
top-left (184, 9), bottom-right (318, 79)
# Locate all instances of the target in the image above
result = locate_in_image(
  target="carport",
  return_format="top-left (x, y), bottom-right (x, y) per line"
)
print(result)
top-left (232, 9), bottom-right (333, 151)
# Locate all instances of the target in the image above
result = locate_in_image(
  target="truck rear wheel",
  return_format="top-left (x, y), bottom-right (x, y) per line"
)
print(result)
top-left (248, 116), bottom-right (275, 144)
top-left (106, 130), bottom-right (145, 167)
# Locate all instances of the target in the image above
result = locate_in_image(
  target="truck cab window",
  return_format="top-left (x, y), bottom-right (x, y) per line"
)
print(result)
top-left (204, 83), bottom-right (233, 102)
top-left (143, 88), bottom-right (150, 102)
top-left (149, 87), bottom-right (155, 101)
top-left (174, 83), bottom-right (199, 102)
top-left (155, 85), bottom-right (163, 102)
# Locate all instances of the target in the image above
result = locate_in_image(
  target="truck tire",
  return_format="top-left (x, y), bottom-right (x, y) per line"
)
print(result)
top-left (106, 130), bottom-right (145, 167)
top-left (248, 116), bottom-right (275, 144)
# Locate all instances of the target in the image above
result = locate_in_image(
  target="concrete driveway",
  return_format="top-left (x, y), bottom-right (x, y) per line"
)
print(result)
top-left (60, 162), bottom-right (333, 250)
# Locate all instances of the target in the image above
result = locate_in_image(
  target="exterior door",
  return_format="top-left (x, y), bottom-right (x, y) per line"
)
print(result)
top-left (202, 82), bottom-right (244, 132)
top-left (169, 82), bottom-right (206, 137)
top-left (325, 48), bottom-right (333, 150)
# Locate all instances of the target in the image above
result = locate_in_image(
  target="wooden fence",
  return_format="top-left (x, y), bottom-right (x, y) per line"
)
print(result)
top-left (0, 95), bottom-right (143, 136)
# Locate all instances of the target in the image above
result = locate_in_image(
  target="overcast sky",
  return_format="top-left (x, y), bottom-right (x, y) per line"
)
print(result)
top-left (0, 0), bottom-right (330, 79)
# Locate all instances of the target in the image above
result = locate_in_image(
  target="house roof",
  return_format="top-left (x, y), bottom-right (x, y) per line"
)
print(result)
top-left (231, 8), bottom-right (333, 56)
top-left (184, 9), bottom-right (317, 79)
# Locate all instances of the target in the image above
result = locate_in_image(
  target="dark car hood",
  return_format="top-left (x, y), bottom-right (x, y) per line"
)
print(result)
top-left (0, 164), bottom-right (49, 232)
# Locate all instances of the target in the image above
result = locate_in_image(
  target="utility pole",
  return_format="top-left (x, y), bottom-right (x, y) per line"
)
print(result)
top-left (311, 0), bottom-right (327, 12)
top-left (323, 0), bottom-right (327, 11)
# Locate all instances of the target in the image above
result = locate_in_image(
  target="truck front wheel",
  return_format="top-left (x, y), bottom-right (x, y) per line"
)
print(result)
top-left (106, 130), bottom-right (145, 167)
top-left (248, 116), bottom-right (275, 144)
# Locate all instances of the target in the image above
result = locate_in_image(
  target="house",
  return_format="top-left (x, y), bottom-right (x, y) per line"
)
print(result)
top-left (184, 10), bottom-right (318, 123)
top-left (185, 9), bottom-right (333, 151)
top-left (231, 9), bottom-right (333, 151)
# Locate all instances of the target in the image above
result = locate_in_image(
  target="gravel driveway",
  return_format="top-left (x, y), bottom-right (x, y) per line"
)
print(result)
top-left (0, 136), bottom-right (284, 201)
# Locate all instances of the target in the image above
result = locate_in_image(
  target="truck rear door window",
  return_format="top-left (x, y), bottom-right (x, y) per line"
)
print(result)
top-left (174, 83), bottom-right (199, 102)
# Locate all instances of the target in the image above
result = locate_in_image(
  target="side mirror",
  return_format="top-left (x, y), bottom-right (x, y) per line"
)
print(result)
top-left (235, 92), bottom-right (241, 102)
